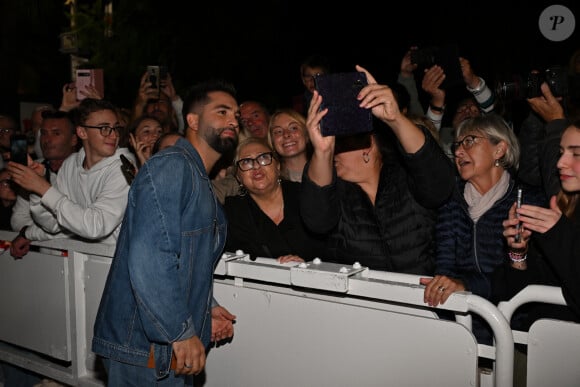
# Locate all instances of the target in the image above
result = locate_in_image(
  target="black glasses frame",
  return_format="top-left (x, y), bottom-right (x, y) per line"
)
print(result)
top-left (81, 124), bottom-right (123, 137)
top-left (236, 152), bottom-right (274, 171)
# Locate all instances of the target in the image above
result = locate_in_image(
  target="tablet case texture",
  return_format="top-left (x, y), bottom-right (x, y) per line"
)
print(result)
top-left (315, 72), bottom-right (373, 137)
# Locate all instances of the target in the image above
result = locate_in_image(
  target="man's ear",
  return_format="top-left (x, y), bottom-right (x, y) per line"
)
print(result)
top-left (186, 112), bottom-right (199, 132)
top-left (76, 126), bottom-right (88, 140)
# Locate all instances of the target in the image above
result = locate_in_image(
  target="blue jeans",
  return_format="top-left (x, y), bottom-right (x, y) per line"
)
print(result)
top-left (102, 358), bottom-right (193, 387)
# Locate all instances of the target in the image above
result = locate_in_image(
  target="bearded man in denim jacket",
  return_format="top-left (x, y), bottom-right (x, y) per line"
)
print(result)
top-left (92, 79), bottom-right (239, 386)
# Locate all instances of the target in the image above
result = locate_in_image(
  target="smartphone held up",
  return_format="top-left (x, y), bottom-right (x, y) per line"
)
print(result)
top-left (146, 65), bottom-right (168, 97)
top-left (514, 187), bottom-right (523, 243)
top-left (75, 69), bottom-right (104, 101)
top-left (10, 134), bottom-right (28, 165)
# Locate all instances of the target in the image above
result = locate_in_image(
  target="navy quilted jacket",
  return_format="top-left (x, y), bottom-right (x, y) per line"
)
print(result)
top-left (435, 173), bottom-right (547, 299)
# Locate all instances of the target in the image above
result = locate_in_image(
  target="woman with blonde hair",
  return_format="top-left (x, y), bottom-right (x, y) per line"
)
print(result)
top-left (268, 108), bottom-right (312, 182)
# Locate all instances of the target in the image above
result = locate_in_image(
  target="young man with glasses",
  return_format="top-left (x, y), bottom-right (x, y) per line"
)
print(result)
top-left (6, 98), bottom-right (135, 253)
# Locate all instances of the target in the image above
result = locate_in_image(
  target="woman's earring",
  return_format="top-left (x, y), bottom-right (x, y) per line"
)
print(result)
top-left (238, 183), bottom-right (247, 196)
top-left (494, 159), bottom-right (500, 167)
top-left (362, 152), bottom-right (370, 164)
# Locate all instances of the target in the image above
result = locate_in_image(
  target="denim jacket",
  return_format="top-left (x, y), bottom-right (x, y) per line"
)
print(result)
top-left (92, 138), bottom-right (227, 379)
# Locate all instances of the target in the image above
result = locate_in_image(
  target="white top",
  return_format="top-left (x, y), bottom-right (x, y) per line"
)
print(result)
top-left (26, 147), bottom-right (134, 245)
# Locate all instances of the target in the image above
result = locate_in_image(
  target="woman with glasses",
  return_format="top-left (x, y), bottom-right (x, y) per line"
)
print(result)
top-left (420, 113), bottom-right (546, 343)
top-left (223, 137), bottom-right (326, 263)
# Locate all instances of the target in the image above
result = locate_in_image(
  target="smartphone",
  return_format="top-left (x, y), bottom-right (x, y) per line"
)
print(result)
top-left (146, 65), bottom-right (161, 96)
top-left (10, 134), bottom-right (29, 165)
top-left (76, 69), bottom-right (104, 100)
top-left (410, 44), bottom-right (463, 89)
top-left (514, 187), bottom-right (523, 242)
top-left (120, 154), bottom-right (136, 185)
top-left (314, 72), bottom-right (373, 137)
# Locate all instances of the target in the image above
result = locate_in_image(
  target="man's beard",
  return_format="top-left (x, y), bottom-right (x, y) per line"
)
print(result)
top-left (203, 126), bottom-right (238, 154)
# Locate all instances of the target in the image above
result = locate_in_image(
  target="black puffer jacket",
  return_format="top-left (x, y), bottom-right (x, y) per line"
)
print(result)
top-left (300, 128), bottom-right (455, 275)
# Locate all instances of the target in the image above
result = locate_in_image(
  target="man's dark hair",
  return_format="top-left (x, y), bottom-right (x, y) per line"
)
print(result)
top-left (70, 98), bottom-right (118, 127)
top-left (300, 54), bottom-right (332, 75)
top-left (41, 110), bottom-right (76, 135)
top-left (181, 79), bottom-right (237, 125)
top-left (0, 113), bottom-right (18, 131)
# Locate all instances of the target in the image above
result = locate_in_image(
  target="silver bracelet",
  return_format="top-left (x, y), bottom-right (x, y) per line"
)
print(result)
top-left (467, 77), bottom-right (485, 95)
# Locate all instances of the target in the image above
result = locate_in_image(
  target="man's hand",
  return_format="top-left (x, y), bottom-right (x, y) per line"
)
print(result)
top-left (10, 235), bottom-right (31, 259)
top-left (59, 83), bottom-right (79, 112)
top-left (161, 73), bottom-right (179, 101)
top-left (211, 305), bottom-right (236, 343)
top-left (172, 336), bottom-right (206, 376)
top-left (460, 57), bottom-right (479, 89)
top-left (6, 162), bottom-right (51, 196)
top-left (527, 83), bottom-right (565, 122)
top-left (421, 65), bottom-right (446, 107)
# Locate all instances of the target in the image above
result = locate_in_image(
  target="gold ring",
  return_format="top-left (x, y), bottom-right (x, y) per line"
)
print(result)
top-left (438, 286), bottom-right (445, 292)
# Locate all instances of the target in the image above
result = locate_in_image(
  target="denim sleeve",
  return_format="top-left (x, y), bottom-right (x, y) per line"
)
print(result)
top-left (128, 155), bottom-right (196, 343)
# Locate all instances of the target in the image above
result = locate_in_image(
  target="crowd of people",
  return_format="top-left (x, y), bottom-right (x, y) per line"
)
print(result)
top-left (0, 47), bottom-right (579, 386)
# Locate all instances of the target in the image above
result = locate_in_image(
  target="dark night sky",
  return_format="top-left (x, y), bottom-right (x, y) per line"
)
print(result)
top-left (1, 0), bottom-right (579, 121)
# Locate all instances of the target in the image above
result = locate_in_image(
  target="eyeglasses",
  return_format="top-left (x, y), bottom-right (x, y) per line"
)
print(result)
top-left (0, 179), bottom-right (13, 188)
top-left (451, 135), bottom-right (487, 154)
top-left (0, 128), bottom-right (14, 134)
top-left (81, 124), bottom-right (123, 137)
top-left (236, 152), bottom-right (274, 171)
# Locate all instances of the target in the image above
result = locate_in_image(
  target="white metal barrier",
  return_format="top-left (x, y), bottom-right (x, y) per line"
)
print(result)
top-left (0, 231), bottom-right (112, 387)
top-left (4, 233), bottom-right (577, 386)
top-left (498, 285), bottom-right (580, 387)
top-left (207, 253), bottom-right (513, 387)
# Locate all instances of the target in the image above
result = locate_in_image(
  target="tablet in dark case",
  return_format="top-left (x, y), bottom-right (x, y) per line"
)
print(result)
top-left (315, 72), bottom-right (373, 137)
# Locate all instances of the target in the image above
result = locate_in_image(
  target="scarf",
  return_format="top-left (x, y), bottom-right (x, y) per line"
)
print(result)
top-left (464, 170), bottom-right (510, 222)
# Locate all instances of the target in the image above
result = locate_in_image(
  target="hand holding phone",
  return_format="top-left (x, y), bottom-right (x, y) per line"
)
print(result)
top-left (147, 66), bottom-right (167, 96)
top-left (514, 188), bottom-right (523, 242)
